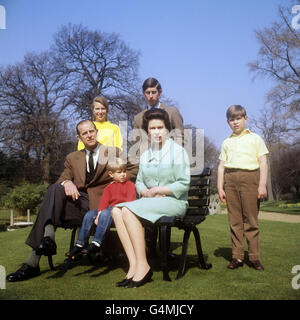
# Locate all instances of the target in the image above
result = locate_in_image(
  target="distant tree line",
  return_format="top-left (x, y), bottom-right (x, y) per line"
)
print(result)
top-left (249, 4), bottom-right (300, 200)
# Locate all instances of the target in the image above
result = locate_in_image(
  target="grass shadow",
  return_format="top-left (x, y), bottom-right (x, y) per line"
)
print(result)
top-left (214, 247), bottom-right (232, 262)
top-left (214, 247), bottom-right (251, 264)
top-left (148, 239), bottom-right (211, 279)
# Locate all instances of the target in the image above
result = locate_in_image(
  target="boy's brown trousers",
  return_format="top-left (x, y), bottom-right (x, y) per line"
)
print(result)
top-left (224, 169), bottom-right (260, 262)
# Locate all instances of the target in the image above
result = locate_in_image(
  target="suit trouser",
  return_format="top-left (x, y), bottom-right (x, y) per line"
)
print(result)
top-left (224, 170), bottom-right (260, 262)
top-left (25, 184), bottom-right (89, 250)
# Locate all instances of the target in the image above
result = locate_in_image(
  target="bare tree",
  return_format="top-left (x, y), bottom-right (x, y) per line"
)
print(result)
top-left (0, 51), bottom-right (77, 182)
top-left (0, 24), bottom-right (142, 184)
top-left (248, 3), bottom-right (300, 200)
top-left (53, 24), bottom-right (140, 120)
top-left (248, 4), bottom-right (300, 140)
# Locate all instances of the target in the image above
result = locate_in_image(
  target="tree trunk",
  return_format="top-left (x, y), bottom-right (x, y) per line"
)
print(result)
top-left (267, 160), bottom-right (274, 201)
top-left (42, 149), bottom-right (51, 183)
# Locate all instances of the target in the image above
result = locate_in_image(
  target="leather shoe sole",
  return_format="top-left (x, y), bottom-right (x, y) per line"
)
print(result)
top-left (6, 264), bottom-right (40, 282)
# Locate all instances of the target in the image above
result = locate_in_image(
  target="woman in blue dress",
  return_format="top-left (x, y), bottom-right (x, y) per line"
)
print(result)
top-left (112, 108), bottom-right (190, 288)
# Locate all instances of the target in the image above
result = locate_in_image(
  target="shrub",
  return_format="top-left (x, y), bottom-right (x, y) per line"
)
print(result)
top-left (2, 183), bottom-right (48, 216)
top-left (0, 182), bottom-right (12, 206)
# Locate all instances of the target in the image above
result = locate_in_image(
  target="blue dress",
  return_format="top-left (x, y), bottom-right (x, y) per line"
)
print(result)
top-left (115, 138), bottom-right (190, 223)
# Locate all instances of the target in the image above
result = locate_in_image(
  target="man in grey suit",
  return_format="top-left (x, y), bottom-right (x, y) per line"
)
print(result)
top-left (133, 77), bottom-right (185, 258)
top-left (7, 120), bottom-right (137, 282)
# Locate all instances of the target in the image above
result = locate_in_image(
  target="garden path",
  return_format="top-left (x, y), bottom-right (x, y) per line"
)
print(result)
top-left (220, 209), bottom-right (300, 223)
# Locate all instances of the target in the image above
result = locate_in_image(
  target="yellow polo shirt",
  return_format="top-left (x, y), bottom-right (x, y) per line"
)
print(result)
top-left (219, 129), bottom-right (268, 170)
top-left (77, 121), bottom-right (123, 150)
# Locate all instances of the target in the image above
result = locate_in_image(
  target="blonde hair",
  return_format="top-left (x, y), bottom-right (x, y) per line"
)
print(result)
top-left (107, 157), bottom-right (127, 172)
top-left (226, 105), bottom-right (247, 120)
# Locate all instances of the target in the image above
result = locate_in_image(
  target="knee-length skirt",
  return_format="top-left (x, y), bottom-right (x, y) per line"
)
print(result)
top-left (114, 196), bottom-right (188, 223)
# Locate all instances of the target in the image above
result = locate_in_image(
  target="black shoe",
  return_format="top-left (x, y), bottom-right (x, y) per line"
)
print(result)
top-left (125, 269), bottom-right (153, 288)
top-left (67, 245), bottom-right (84, 260)
top-left (116, 277), bottom-right (133, 287)
top-left (82, 243), bottom-right (101, 256)
top-left (6, 264), bottom-right (41, 282)
top-left (36, 236), bottom-right (57, 256)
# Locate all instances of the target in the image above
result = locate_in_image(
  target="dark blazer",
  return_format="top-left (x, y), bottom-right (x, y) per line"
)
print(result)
top-left (56, 144), bottom-right (138, 210)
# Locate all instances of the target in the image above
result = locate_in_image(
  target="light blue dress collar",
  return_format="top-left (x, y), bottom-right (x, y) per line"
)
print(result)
top-left (147, 138), bottom-right (173, 164)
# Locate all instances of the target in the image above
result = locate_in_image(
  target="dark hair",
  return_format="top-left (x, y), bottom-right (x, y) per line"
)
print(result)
top-left (142, 77), bottom-right (162, 92)
top-left (226, 105), bottom-right (247, 120)
top-left (76, 120), bottom-right (97, 135)
top-left (142, 108), bottom-right (171, 132)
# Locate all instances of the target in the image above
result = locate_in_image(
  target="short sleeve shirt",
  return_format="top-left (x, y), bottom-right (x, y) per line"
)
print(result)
top-left (219, 129), bottom-right (269, 170)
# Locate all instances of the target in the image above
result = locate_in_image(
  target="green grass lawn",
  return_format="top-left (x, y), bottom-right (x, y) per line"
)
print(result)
top-left (259, 200), bottom-right (300, 215)
top-left (0, 214), bottom-right (299, 300)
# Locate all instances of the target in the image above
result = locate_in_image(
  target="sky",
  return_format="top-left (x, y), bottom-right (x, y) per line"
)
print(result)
top-left (0, 0), bottom-right (291, 148)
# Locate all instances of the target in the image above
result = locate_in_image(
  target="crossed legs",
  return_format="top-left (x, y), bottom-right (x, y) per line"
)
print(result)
top-left (112, 207), bottom-right (150, 281)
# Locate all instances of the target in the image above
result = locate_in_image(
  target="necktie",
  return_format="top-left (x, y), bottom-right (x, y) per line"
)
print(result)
top-left (88, 151), bottom-right (94, 173)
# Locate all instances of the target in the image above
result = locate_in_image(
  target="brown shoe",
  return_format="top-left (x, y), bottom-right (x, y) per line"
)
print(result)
top-left (250, 260), bottom-right (264, 271)
top-left (227, 258), bottom-right (243, 269)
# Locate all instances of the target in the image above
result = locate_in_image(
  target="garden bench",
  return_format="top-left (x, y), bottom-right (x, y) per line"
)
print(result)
top-left (153, 167), bottom-right (212, 281)
top-left (47, 168), bottom-right (212, 280)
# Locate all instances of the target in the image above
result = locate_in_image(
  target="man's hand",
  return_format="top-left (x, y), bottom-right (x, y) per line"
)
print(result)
top-left (218, 189), bottom-right (227, 203)
top-left (63, 181), bottom-right (80, 201)
top-left (257, 185), bottom-right (267, 199)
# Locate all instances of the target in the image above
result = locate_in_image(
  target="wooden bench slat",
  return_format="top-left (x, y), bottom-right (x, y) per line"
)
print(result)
top-left (188, 188), bottom-right (209, 197)
top-left (188, 198), bottom-right (210, 207)
top-left (189, 177), bottom-right (210, 187)
top-left (186, 207), bottom-right (209, 216)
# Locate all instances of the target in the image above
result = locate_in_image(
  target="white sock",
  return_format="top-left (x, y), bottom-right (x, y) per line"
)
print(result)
top-left (92, 241), bottom-right (100, 247)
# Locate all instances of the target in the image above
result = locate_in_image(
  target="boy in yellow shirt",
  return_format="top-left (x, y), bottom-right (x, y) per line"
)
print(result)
top-left (217, 105), bottom-right (268, 270)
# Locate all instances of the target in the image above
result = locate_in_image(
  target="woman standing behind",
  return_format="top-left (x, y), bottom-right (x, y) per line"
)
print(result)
top-left (78, 96), bottom-right (123, 150)
top-left (112, 108), bottom-right (190, 288)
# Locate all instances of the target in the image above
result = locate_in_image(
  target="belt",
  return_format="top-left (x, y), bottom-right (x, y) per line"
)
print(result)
top-left (225, 168), bottom-right (259, 173)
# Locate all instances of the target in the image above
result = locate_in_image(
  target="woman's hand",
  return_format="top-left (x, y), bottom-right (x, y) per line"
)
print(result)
top-left (149, 186), bottom-right (165, 197)
top-left (141, 187), bottom-right (168, 198)
top-left (140, 189), bottom-right (153, 198)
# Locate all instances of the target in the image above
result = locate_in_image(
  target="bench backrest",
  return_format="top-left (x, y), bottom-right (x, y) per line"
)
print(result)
top-left (183, 168), bottom-right (211, 225)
